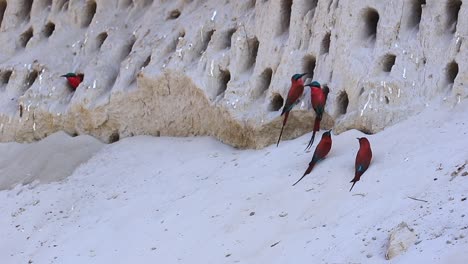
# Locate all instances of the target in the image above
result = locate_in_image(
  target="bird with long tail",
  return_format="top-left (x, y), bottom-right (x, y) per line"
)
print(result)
top-left (61, 73), bottom-right (84, 90)
top-left (292, 129), bottom-right (332, 186)
top-left (305, 82), bottom-right (330, 150)
top-left (276, 73), bottom-right (308, 146)
top-left (350, 137), bottom-right (372, 191)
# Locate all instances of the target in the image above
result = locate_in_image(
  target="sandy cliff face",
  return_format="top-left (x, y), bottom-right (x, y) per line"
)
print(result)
top-left (0, 0), bottom-right (465, 148)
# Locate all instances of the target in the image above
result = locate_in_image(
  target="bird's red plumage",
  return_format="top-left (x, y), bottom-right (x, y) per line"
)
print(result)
top-left (66, 74), bottom-right (84, 89)
top-left (293, 131), bottom-right (332, 186)
top-left (277, 77), bottom-right (305, 146)
top-left (350, 137), bottom-right (372, 191)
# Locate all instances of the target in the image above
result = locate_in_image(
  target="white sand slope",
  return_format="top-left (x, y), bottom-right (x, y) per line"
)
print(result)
top-left (0, 100), bottom-right (467, 264)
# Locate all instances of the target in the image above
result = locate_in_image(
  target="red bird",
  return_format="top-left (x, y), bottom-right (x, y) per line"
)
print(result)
top-left (276, 73), bottom-right (308, 147)
top-left (292, 129), bottom-right (332, 186)
top-left (350, 137), bottom-right (373, 191)
top-left (305, 81), bottom-right (329, 150)
top-left (61, 73), bottom-right (84, 90)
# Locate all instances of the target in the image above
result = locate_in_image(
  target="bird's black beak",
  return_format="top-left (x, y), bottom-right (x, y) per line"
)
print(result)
top-left (356, 137), bottom-right (360, 140)
top-left (60, 75), bottom-right (66, 77)
top-left (328, 129), bottom-right (332, 133)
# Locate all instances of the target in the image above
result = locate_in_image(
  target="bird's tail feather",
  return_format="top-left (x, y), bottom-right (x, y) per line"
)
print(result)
top-left (277, 112), bottom-right (289, 147)
top-left (292, 162), bottom-right (315, 186)
top-left (349, 180), bottom-right (357, 192)
top-left (305, 117), bottom-right (321, 151)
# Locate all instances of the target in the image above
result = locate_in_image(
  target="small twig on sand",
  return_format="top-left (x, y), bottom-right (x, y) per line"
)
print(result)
top-left (407, 196), bottom-right (428, 203)
top-left (352, 193), bottom-right (366, 197)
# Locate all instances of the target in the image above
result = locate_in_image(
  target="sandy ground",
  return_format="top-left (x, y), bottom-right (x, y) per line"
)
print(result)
top-left (0, 99), bottom-right (467, 264)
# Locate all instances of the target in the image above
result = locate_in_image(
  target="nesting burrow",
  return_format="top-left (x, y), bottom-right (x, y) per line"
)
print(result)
top-left (19, 0), bottom-right (33, 22)
top-left (22, 69), bottom-right (39, 94)
top-left (0, 0), bottom-right (6, 28)
top-left (407, 0), bottom-right (425, 29)
top-left (269, 93), bottom-right (284, 111)
top-left (361, 7), bottom-right (379, 43)
top-left (216, 68), bottom-right (231, 97)
top-left (381, 54), bottom-right (396, 72)
top-left (221, 28), bottom-right (236, 49)
top-left (244, 37), bottom-right (259, 71)
top-left (278, 0), bottom-right (293, 35)
top-left (82, 0), bottom-right (97, 27)
top-left (0, 69), bottom-right (12, 90)
top-left (108, 131), bottom-right (120, 143)
top-left (43, 21), bottom-right (55, 38)
top-left (255, 68), bottom-right (273, 98)
top-left (167, 9), bottom-right (181, 20)
top-left (19, 27), bottom-right (34, 48)
top-left (321, 32), bottom-right (331, 55)
top-left (336, 90), bottom-right (349, 115)
top-left (96, 32), bottom-right (108, 50)
top-left (302, 55), bottom-right (316, 79)
top-left (446, 0), bottom-right (462, 33)
top-left (446, 60), bottom-right (458, 85)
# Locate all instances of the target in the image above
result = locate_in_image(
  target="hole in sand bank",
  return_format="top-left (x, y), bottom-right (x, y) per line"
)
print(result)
top-left (302, 55), bottom-right (316, 79)
top-left (278, 0), bottom-right (293, 35)
top-left (362, 7), bottom-right (379, 42)
top-left (245, 36), bottom-right (259, 70)
top-left (19, 0), bottom-right (33, 21)
top-left (337, 90), bottom-right (349, 115)
top-left (407, 0), bottom-right (425, 29)
top-left (121, 36), bottom-right (136, 60)
top-left (321, 32), bottom-right (331, 55)
top-left (446, 0), bottom-right (462, 33)
top-left (109, 132), bottom-right (120, 143)
top-left (96, 32), bottom-right (107, 49)
top-left (19, 27), bottom-right (34, 48)
top-left (0, 1), bottom-right (6, 28)
top-left (0, 70), bottom-right (12, 86)
top-left (217, 68), bottom-right (231, 96)
top-left (43, 21), bottom-right (55, 38)
top-left (256, 68), bottom-right (273, 98)
top-left (381, 54), bottom-right (396, 72)
top-left (269, 93), bottom-right (284, 112)
top-left (199, 29), bottom-right (215, 55)
top-left (446, 61), bottom-right (458, 84)
top-left (222, 28), bottom-right (236, 49)
top-left (167, 9), bottom-right (181, 20)
top-left (141, 55), bottom-right (151, 69)
top-left (385, 96), bottom-right (389, 104)
top-left (82, 0), bottom-right (97, 27)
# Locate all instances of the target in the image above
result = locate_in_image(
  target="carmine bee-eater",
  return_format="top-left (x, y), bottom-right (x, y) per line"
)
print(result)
top-left (292, 129), bottom-right (332, 186)
top-left (61, 73), bottom-right (84, 90)
top-left (276, 73), bottom-right (308, 147)
top-left (350, 137), bottom-right (373, 191)
top-left (305, 81), bottom-right (330, 150)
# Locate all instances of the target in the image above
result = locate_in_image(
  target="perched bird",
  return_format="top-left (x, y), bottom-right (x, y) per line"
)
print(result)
top-left (292, 129), bottom-right (333, 186)
top-left (305, 81), bottom-right (329, 150)
top-left (61, 73), bottom-right (84, 90)
top-left (350, 137), bottom-right (373, 191)
top-left (276, 73), bottom-right (308, 147)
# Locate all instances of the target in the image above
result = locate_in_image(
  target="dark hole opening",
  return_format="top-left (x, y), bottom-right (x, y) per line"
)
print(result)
top-left (168, 9), bottom-right (181, 20)
top-left (20, 0), bottom-right (33, 21)
top-left (82, 0), bottom-right (97, 27)
top-left (109, 132), bottom-right (120, 143)
top-left (20, 27), bottom-right (34, 48)
top-left (269, 93), bottom-right (284, 112)
top-left (246, 37), bottom-right (259, 70)
top-left (279, 0), bottom-right (293, 35)
top-left (200, 29), bottom-right (215, 54)
top-left (141, 55), bottom-right (151, 69)
top-left (96, 32), bottom-right (108, 49)
top-left (217, 69), bottom-right (231, 96)
top-left (446, 61), bottom-right (458, 84)
top-left (446, 0), bottom-right (462, 33)
top-left (0, 70), bottom-right (12, 85)
top-left (257, 68), bottom-right (273, 98)
top-left (222, 28), bottom-right (236, 49)
top-left (407, 0), bottom-right (425, 29)
top-left (362, 7), bottom-right (379, 41)
top-left (302, 55), bottom-right (316, 79)
top-left (382, 54), bottom-right (396, 72)
top-left (0, 1), bottom-right (7, 29)
top-left (337, 91), bottom-right (349, 115)
top-left (43, 22), bottom-right (55, 38)
top-left (321, 32), bottom-right (331, 54)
